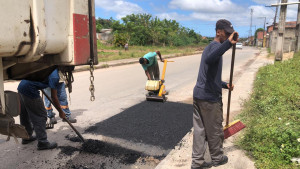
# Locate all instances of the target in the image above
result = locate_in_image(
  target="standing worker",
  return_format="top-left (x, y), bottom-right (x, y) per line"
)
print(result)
top-left (18, 69), bottom-right (67, 150)
top-left (139, 51), bottom-right (164, 80)
top-left (191, 19), bottom-right (238, 169)
top-left (43, 70), bottom-right (76, 124)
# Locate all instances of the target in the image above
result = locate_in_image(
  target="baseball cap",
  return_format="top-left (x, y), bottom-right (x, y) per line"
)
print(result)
top-left (216, 19), bottom-right (234, 34)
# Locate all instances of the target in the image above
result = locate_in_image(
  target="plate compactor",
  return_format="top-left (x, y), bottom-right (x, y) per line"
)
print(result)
top-left (145, 60), bottom-right (173, 102)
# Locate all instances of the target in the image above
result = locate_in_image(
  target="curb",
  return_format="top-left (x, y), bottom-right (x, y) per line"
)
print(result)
top-left (74, 51), bottom-right (203, 73)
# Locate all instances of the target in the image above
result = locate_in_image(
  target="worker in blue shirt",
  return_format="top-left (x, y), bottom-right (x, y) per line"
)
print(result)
top-left (43, 70), bottom-right (76, 124)
top-left (139, 51), bottom-right (164, 80)
top-left (18, 69), bottom-right (66, 150)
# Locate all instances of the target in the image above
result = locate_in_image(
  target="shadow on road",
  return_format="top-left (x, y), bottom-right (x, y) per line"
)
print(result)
top-left (85, 101), bottom-right (193, 150)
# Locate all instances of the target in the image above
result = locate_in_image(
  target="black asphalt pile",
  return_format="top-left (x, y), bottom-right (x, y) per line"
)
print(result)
top-left (85, 101), bottom-right (193, 150)
top-left (62, 138), bottom-right (158, 165)
top-left (81, 139), bottom-right (144, 164)
top-left (59, 146), bottom-right (80, 156)
top-left (65, 134), bottom-right (82, 142)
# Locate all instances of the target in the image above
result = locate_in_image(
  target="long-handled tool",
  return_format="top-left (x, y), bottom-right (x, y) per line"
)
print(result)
top-left (223, 43), bottom-right (246, 139)
top-left (41, 90), bottom-right (85, 142)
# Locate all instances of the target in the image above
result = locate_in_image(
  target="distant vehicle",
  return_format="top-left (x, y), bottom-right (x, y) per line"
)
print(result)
top-left (236, 43), bottom-right (243, 49)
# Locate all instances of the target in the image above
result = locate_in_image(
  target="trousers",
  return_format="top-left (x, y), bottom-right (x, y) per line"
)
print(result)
top-left (43, 82), bottom-right (71, 118)
top-left (19, 93), bottom-right (48, 142)
top-left (147, 61), bottom-right (160, 80)
top-left (191, 98), bottom-right (224, 167)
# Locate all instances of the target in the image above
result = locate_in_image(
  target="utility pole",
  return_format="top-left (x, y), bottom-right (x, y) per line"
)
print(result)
top-left (263, 17), bottom-right (266, 47)
top-left (273, 0), bottom-right (280, 27)
top-left (275, 0), bottom-right (288, 61)
top-left (249, 9), bottom-right (253, 45)
top-left (259, 17), bottom-right (267, 47)
top-left (296, 0), bottom-right (300, 52)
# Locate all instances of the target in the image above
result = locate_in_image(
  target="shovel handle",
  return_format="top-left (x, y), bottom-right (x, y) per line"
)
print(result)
top-left (41, 90), bottom-right (85, 142)
top-left (226, 44), bottom-right (236, 126)
top-left (63, 117), bottom-right (85, 142)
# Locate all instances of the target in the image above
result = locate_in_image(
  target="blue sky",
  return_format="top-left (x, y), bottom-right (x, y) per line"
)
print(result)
top-left (95, 0), bottom-right (299, 37)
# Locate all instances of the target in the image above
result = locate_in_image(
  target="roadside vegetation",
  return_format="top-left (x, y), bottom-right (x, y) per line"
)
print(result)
top-left (96, 14), bottom-right (211, 62)
top-left (238, 52), bottom-right (300, 168)
top-left (97, 41), bottom-right (205, 62)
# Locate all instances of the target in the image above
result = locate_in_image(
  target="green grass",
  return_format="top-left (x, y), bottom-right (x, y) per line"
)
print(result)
top-left (238, 52), bottom-right (300, 169)
top-left (97, 41), bottom-right (206, 62)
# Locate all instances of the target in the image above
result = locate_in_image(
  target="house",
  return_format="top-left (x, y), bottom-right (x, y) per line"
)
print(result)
top-left (256, 31), bottom-right (266, 47)
top-left (267, 21), bottom-right (297, 53)
top-left (97, 29), bottom-right (113, 41)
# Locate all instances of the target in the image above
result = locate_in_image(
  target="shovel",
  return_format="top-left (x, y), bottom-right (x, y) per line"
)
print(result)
top-left (41, 90), bottom-right (85, 142)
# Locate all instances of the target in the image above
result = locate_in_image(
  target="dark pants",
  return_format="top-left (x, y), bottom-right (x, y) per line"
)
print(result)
top-left (192, 98), bottom-right (224, 168)
top-left (19, 93), bottom-right (48, 142)
top-left (148, 61), bottom-right (160, 80)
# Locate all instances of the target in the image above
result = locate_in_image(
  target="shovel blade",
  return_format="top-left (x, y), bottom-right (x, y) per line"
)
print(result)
top-left (0, 115), bottom-right (29, 139)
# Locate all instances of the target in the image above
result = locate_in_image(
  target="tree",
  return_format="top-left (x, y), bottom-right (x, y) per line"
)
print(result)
top-left (98, 14), bottom-right (203, 46)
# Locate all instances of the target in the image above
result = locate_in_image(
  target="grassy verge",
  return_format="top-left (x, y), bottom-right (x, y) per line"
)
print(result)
top-left (97, 41), bottom-right (206, 62)
top-left (238, 52), bottom-right (300, 168)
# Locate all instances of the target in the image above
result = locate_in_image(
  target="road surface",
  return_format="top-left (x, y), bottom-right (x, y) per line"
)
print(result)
top-left (0, 46), bottom-right (260, 169)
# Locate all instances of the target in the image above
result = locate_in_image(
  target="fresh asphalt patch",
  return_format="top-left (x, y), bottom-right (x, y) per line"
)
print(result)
top-left (58, 101), bottom-right (193, 168)
top-left (85, 101), bottom-right (193, 150)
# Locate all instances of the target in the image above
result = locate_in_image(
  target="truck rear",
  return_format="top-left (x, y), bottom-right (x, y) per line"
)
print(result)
top-left (0, 0), bottom-right (98, 140)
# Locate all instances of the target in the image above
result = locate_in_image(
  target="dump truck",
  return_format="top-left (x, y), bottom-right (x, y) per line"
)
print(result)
top-left (0, 0), bottom-right (98, 141)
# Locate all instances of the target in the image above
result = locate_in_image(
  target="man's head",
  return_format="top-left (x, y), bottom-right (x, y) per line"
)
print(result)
top-left (139, 57), bottom-right (147, 65)
top-left (215, 19), bottom-right (234, 43)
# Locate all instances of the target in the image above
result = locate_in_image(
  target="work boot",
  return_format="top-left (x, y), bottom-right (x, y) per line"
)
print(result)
top-left (37, 141), bottom-right (57, 150)
top-left (22, 135), bottom-right (37, 145)
top-left (63, 116), bottom-right (77, 123)
top-left (49, 116), bottom-right (57, 124)
top-left (191, 162), bottom-right (212, 169)
top-left (212, 155), bottom-right (228, 167)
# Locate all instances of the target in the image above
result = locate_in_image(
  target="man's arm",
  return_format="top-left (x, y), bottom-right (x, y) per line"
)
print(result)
top-left (156, 51), bottom-right (164, 62)
top-left (145, 70), bottom-right (152, 80)
top-left (51, 88), bottom-right (66, 119)
top-left (205, 32), bottom-right (239, 64)
top-left (205, 40), bottom-right (232, 64)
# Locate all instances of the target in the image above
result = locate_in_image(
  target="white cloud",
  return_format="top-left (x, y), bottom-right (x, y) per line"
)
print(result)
top-left (252, 0), bottom-right (300, 5)
top-left (169, 0), bottom-right (239, 13)
top-left (95, 0), bottom-right (144, 19)
top-left (252, 0), bottom-right (278, 5)
top-left (156, 12), bottom-right (191, 21)
top-left (161, 0), bottom-right (299, 28)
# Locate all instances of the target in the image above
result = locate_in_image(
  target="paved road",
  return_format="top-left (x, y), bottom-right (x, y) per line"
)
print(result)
top-left (0, 46), bottom-right (259, 169)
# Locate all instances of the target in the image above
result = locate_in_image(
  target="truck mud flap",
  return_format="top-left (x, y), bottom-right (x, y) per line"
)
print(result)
top-left (0, 114), bottom-right (29, 142)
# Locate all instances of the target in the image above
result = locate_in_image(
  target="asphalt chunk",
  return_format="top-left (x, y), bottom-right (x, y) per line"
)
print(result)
top-left (85, 101), bottom-right (193, 150)
top-left (65, 134), bottom-right (82, 142)
top-left (58, 146), bottom-right (80, 156)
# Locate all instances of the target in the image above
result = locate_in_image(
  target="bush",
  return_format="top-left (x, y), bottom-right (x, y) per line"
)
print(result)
top-left (238, 52), bottom-right (300, 169)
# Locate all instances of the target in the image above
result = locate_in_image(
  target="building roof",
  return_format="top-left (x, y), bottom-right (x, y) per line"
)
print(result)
top-left (267, 21), bottom-right (297, 32)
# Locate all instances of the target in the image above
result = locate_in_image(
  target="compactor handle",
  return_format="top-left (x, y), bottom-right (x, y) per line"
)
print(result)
top-left (161, 60), bottom-right (174, 81)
